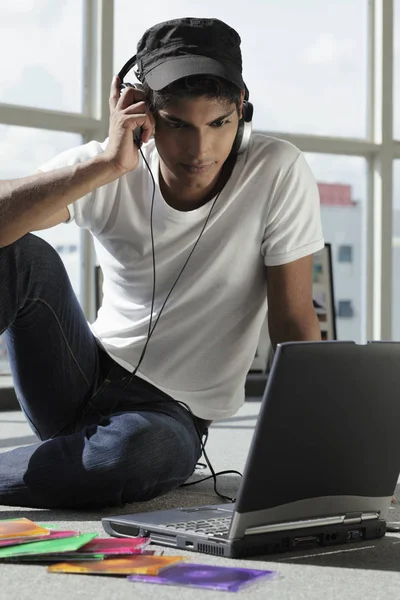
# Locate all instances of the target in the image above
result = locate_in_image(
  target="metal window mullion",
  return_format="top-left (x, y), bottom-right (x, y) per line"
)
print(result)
top-left (255, 130), bottom-right (378, 156)
top-left (370, 0), bottom-right (394, 340)
top-left (80, 0), bottom-right (114, 323)
top-left (379, 0), bottom-right (394, 341)
top-left (0, 103), bottom-right (100, 133)
top-left (364, 155), bottom-right (375, 342)
top-left (364, 0), bottom-right (377, 341)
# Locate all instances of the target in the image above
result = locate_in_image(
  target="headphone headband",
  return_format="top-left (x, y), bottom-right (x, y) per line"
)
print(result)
top-left (118, 55), bottom-right (140, 83)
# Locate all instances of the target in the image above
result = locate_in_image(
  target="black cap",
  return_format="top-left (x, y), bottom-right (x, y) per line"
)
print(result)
top-left (134, 17), bottom-right (245, 92)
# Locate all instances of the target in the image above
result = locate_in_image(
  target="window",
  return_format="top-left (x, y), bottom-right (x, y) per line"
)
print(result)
top-left (0, 125), bottom-right (82, 296)
top-left (0, 1), bottom-right (84, 113)
top-left (0, 126), bottom-right (82, 375)
top-left (304, 154), bottom-right (366, 343)
top-left (338, 245), bottom-right (353, 263)
top-left (115, 0), bottom-right (368, 137)
top-left (338, 300), bottom-right (355, 318)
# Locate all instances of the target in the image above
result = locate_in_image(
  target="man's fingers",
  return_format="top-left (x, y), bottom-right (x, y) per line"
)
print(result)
top-left (131, 110), bottom-right (155, 142)
top-left (140, 118), bottom-right (155, 143)
top-left (125, 113), bottom-right (154, 135)
top-left (122, 100), bottom-right (148, 114)
top-left (109, 75), bottom-right (120, 112)
top-left (117, 85), bottom-right (145, 110)
top-left (122, 102), bottom-right (156, 140)
top-left (109, 76), bottom-right (144, 111)
top-left (109, 75), bottom-right (155, 143)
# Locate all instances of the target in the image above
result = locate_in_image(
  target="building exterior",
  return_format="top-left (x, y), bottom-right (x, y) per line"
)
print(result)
top-left (318, 183), bottom-right (363, 343)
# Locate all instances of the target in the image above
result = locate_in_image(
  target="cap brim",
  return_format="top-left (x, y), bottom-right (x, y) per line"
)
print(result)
top-left (144, 55), bottom-right (244, 91)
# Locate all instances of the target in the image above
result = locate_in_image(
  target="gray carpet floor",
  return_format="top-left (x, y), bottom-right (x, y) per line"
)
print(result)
top-left (0, 401), bottom-right (400, 600)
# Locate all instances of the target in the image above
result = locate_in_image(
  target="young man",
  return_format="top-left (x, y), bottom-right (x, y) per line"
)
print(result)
top-left (0, 18), bottom-right (323, 509)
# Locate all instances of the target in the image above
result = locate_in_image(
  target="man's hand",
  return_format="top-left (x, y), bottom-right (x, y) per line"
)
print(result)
top-left (103, 75), bottom-right (156, 177)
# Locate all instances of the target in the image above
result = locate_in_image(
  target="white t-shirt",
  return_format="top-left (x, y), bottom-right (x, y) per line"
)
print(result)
top-left (39, 133), bottom-right (324, 420)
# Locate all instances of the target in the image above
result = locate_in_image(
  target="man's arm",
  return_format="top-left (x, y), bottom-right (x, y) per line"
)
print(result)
top-left (0, 77), bottom-right (155, 248)
top-left (0, 158), bottom-right (120, 247)
top-left (266, 254), bottom-right (321, 350)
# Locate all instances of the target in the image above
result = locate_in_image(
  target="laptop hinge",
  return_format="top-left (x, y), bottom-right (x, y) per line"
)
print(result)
top-left (244, 511), bottom-right (380, 536)
top-left (362, 512), bottom-right (380, 521)
top-left (344, 512), bottom-right (379, 525)
top-left (244, 515), bottom-right (344, 536)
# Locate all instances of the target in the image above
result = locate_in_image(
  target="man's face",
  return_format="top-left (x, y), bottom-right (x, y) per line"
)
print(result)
top-left (154, 93), bottom-right (244, 194)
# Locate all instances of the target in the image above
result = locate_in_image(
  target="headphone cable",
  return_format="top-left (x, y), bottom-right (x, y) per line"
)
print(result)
top-left (125, 144), bottom-right (242, 502)
top-left (129, 146), bottom-right (221, 379)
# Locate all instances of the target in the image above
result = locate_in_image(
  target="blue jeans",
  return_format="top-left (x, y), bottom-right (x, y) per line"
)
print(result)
top-left (0, 234), bottom-right (207, 509)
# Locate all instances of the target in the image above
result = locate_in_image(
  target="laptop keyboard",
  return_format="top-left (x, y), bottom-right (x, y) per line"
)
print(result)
top-left (164, 516), bottom-right (231, 536)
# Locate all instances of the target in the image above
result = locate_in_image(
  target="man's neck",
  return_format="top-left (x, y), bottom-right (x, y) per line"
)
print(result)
top-left (159, 155), bottom-right (236, 212)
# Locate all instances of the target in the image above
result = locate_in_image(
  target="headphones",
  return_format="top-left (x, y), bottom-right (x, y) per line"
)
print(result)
top-left (230, 92), bottom-right (254, 155)
top-left (117, 56), bottom-right (254, 154)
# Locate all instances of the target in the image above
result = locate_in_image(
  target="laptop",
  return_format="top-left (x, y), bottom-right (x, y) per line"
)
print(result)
top-left (102, 341), bottom-right (400, 558)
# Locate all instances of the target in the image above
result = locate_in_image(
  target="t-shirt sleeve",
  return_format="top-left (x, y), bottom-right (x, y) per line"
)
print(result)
top-left (37, 139), bottom-right (109, 231)
top-left (261, 151), bottom-right (324, 266)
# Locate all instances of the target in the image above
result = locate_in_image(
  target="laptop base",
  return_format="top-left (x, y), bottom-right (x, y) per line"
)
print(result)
top-left (103, 517), bottom-right (386, 559)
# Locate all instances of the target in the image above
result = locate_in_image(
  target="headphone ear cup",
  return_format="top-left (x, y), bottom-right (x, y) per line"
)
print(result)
top-left (119, 81), bottom-right (144, 94)
top-left (118, 81), bottom-right (145, 148)
top-left (231, 119), bottom-right (244, 155)
top-left (119, 81), bottom-right (133, 94)
top-left (231, 101), bottom-right (253, 155)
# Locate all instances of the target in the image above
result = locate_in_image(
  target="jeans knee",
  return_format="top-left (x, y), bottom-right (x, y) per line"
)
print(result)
top-left (11, 233), bottom-right (62, 267)
top-left (0, 234), bottom-right (70, 337)
top-left (0, 233), bottom-right (64, 285)
top-left (81, 415), bottom-right (201, 505)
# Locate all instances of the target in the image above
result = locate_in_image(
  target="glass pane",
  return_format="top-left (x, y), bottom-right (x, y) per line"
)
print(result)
top-left (115, 0), bottom-right (368, 137)
top-left (0, 126), bottom-right (82, 374)
top-left (392, 161), bottom-right (400, 338)
top-left (305, 154), bottom-right (367, 342)
top-left (0, 1), bottom-right (84, 113)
